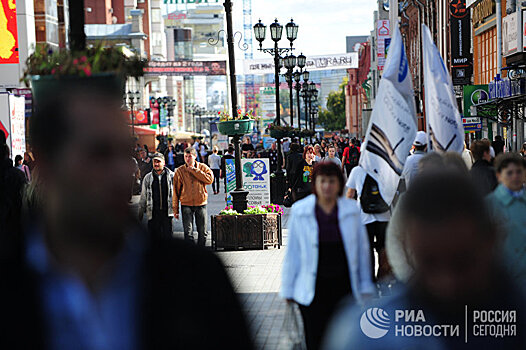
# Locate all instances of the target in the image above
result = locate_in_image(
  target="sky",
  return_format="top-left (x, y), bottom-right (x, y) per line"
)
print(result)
top-left (250, 0), bottom-right (378, 56)
top-left (163, 0), bottom-right (378, 57)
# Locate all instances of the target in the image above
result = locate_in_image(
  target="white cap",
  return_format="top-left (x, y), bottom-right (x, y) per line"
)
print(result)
top-left (414, 131), bottom-right (427, 146)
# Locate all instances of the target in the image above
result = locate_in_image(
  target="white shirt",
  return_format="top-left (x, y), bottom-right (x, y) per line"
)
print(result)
top-left (208, 153), bottom-right (221, 170)
top-left (401, 150), bottom-right (426, 188)
top-left (346, 166), bottom-right (390, 225)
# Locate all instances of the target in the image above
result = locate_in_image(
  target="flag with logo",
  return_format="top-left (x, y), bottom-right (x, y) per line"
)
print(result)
top-left (422, 24), bottom-right (465, 153)
top-left (359, 25), bottom-right (417, 206)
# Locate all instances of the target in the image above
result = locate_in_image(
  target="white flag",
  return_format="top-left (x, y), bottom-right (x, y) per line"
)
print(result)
top-left (422, 24), bottom-right (465, 153)
top-left (360, 25), bottom-right (417, 206)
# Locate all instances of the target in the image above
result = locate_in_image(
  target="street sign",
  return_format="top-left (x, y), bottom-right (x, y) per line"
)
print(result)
top-left (464, 123), bottom-right (482, 132)
top-left (462, 117), bottom-right (481, 124)
top-left (242, 158), bottom-right (271, 206)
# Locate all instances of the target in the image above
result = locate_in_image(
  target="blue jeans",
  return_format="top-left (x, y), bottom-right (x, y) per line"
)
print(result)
top-left (181, 205), bottom-right (207, 246)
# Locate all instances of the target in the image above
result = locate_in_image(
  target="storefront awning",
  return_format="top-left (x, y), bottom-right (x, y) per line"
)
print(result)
top-left (472, 94), bottom-right (526, 126)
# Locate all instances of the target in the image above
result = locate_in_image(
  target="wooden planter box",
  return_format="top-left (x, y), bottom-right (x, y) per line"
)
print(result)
top-left (211, 213), bottom-right (282, 251)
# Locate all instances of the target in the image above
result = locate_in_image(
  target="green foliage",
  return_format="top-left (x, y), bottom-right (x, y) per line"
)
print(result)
top-left (318, 78), bottom-right (348, 131)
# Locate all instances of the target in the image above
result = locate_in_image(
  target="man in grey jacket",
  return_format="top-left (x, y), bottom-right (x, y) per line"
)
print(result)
top-left (139, 153), bottom-right (175, 239)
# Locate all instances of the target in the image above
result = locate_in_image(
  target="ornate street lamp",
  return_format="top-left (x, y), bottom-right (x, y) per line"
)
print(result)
top-left (285, 19), bottom-right (299, 47)
top-left (127, 90), bottom-right (140, 136)
top-left (254, 18), bottom-right (298, 204)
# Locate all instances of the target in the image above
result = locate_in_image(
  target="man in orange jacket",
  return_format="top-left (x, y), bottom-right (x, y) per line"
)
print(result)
top-left (173, 147), bottom-right (214, 246)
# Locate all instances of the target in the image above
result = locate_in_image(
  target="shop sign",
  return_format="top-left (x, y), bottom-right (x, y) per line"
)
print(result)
top-left (463, 85), bottom-right (489, 116)
top-left (450, 0), bottom-right (473, 85)
top-left (503, 12), bottom-right (519, 56)
top-left (488, 76), bottom-right (526, 99)
top-left (473, 0), bottom-right (495, 26)
top-left (464, 122), bottom-right (483, 132)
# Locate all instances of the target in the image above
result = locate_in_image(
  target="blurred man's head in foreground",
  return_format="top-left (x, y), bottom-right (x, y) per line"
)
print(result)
top-left (30, 89), bottom-right (134, 246)
top-left (401, 171), bottom-right (498, 303)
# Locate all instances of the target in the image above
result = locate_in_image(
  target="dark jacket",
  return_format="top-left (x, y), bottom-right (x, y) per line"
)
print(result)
top-left (286, 152), bottom-right (303, 186)
top-left (138, 157), bottom-right (153, 180)
top-left (470, 159), bottom-right (498, 196)
top-left (0, 235), bottom-right (253, 350)
top-left (0, 158), bottom-right (26, 238)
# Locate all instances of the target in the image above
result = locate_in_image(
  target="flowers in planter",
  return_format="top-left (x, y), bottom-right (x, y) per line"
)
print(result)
top-left (219, 204), bottom-right (284, 216)
top-left (218, 109), bottom-right (259, 122)
top-left (23, 43), bottom-right (147, 84)
top-left (219, 206), bottom-right (239, 215)
top-left (243, 206), bottom-right (269, 215)
top-left (261, 204), bottom-right (284, 216)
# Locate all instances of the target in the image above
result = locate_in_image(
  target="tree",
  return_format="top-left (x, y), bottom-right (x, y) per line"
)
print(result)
top-left (318, 78), bottom-right (347, 131)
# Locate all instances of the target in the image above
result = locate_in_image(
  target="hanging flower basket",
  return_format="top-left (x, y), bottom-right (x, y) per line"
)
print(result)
top-left (269, 128), bottom-right (288, 139)
top-left (217, 119), bottom-right (254, 136)
top-left (24, 44), bottom-right (146, 106)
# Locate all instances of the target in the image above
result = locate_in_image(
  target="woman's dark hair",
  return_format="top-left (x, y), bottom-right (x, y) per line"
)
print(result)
top-left (14, 155), bottom-right (23, 165)
top-left (303, 145), bottom-right (314, 160)
top-left (494, 152), bottom-right (525, 173)
top-left (311, 162), bottom-right (345, 197)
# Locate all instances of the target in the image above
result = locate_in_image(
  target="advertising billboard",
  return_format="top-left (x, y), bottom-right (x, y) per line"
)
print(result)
top-left (450, 0), bottom-right (473, 85)
top-left (243, 53), bottom-right (358, 75)
top-left (0, 0), bottom-right (19, 64)
top-left (144, 61), bottom-right (227, 76)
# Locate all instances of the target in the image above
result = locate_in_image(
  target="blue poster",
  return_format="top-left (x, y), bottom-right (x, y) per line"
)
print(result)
top-left (225, 158), bottom-right (236, 205)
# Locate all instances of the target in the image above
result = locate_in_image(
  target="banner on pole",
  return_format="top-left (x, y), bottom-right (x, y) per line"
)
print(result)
top-left (360, 26), bottom-right (417, 205)
top-left (422, 24), bottom-right (465, 154)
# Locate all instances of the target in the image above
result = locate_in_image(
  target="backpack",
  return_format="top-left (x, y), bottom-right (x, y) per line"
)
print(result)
top-left (360, 174), bottom-right (390, 214)
top-left (346, 146), bottom-right (359, 166)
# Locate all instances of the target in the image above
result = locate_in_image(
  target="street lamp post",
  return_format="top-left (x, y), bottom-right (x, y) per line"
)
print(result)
top-left (283, 54), bottom-right (297, 127)
top-left (127, 90), bottom-right (140, 136)
top-left (224, 0), bottom-right (249, 212)
top-left (294, 53), bottom-right (306, 129)
top-left (254, 18), bottom-right (298, 204)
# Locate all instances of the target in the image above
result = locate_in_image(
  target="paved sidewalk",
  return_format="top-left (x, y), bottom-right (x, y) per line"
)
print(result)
top-left (132, 184), bottom-right (294, 349)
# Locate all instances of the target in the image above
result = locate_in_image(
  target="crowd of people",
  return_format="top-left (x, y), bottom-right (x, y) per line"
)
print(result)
top-left (2, 87), bottom-right (526, 349)
top-left (280, 132), bottom-right (526, 349)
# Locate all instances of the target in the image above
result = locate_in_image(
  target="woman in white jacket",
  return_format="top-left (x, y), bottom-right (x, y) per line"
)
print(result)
top-left (281, 162), bottom-right (375, 350)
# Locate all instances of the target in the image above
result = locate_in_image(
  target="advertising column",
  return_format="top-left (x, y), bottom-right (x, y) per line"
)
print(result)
top-left (450, 0), bottom-right (473, 86)
top-left (377, 19), bottom-right (390, 71)
top-left (0, 93), bottom-right (26, 157)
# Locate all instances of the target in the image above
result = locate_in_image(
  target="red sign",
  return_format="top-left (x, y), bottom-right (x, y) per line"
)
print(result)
top-left (144, 61), bottom-right (227, 76)
top-left (127, 110), bottom-right (149, 125)
top-left (0, 0), bottom-right (19, 64)
top-left (0, 120), bottom-right (9, 140)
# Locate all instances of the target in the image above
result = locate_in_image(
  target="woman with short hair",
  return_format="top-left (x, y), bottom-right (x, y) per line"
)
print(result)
top-left (281, 162), bottom-right (375, 350)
